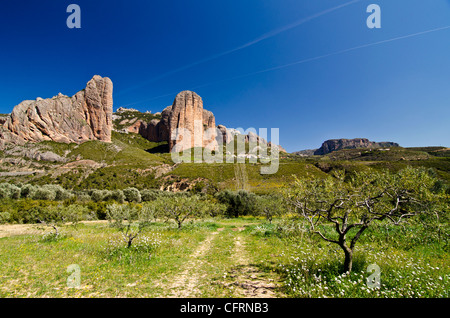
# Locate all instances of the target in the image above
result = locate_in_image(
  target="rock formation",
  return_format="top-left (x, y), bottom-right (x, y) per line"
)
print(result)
top-left (115, 90), bottom-right (286, 153)
top-left (311, 138), bottom-right (400, 155)
top-left (125, 91), bottom-right (218, 152)
top-left (168, 91), bottom-right (217, 152)
top-left (0, 75), bottom-right (113, 146)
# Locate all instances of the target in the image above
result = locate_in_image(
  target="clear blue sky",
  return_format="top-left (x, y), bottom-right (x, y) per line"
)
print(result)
top-left (0, 0), bottom-right (449, 152)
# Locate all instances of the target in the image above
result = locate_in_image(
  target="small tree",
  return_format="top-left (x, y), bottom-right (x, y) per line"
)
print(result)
top-left (37, 205), bottom-right (70, 240)
top-left (21, 184), bottom-right (37, 199)
top-left (123, 187), bottom-right (142, 203)
top-left (256, 194), bottom-right (286, 223)
top-left (90, 189), bottom-right (107, 202)
top-left (215, 190), bottom-right (257, 218)
top-left (285, 167), bottom-right (445, 273)
top-left (206, 201), bottom-right (228, 218)
top-left (106, 203), bottom-right (154, 248)
top-left (155, 196), bottom-right (204, 229)
top-left (32, 188), bottom-right (54, 201)
top-left (109, 189), bottom-right (125, 203)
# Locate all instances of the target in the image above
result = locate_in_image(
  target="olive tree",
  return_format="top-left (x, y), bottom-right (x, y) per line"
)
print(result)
top-left (285, 167), bottom-right (446, 273)
top-left (123, 187), bottom-right (141, 203)
top-left (255, 194), bottom-right (287, 223)
top-left (106, 203), bottom-right (155, 248)
top-left (155, 196), bottom-right (205, 229)
top-left (215, 190), bottom-right (258, 218)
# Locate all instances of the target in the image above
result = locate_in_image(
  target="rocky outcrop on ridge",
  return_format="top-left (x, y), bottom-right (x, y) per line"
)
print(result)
top-left (294, 138), bottom-right (399, 156)
top-left (314, 138), bottom-right (399, 155)
top-left (123, 91), bottom-right (218, 152)
top-left (0, 75), bottom-right (113, 147)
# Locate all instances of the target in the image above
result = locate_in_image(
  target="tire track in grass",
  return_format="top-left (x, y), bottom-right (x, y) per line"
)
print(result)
top-left (225, 231), bottom-right (281, 298)
top-left (165, 231), bottom-right (220, 298)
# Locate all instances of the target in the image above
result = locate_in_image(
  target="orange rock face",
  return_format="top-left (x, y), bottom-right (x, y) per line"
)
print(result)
top-left (168, 91), bottom-right (217, 152)
top-left (1, 75), bottom-right (113, 145)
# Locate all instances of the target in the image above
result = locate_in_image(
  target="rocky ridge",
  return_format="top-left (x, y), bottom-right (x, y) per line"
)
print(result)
top-left (119, 90), bottom-right (286, 153)
top-left (294, 138), bottom-right (400, 156)
top-left (0, 76), bottom-right (286, 154)
top-left (0, 75), bottom-right (113, 147)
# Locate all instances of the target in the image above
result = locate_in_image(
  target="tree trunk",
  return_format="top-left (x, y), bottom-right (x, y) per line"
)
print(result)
top-left (341, 245), bottom-right (353, 273)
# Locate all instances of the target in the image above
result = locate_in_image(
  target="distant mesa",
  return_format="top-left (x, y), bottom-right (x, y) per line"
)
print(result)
top-left (294, 138), bottom-right (400, 156)
top-left (0, 75), bottom-right (113, 147)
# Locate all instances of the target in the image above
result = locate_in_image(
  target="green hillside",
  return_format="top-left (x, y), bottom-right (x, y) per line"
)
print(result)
top-left (0, 127), bottom-right (449, 193)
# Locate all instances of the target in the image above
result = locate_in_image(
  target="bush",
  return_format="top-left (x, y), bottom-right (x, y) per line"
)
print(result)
top-left (76, 192), bottom-right (92, 202)
top-left (215, 190), bottom-right (258, 218)
top-left (109, 189), bottom-right (125, 203)
top-left (0, 183), bottom-right (21, 199)
top-left (41, 184), bottom-right (72, 201)
top-left (0, 212), bottom-right (11, 223)
top-left (32, 188), bottom-right (55, 201)
top-left (86, 201), bottom-right (109, 219)
top-left (0, 188), bottom-right (9, 199)
top-left (90, 189), bottom-right (107, 202)
top-left (21, 184), bottom-right (37, 199)
top-left (140, 189), bottom-right (160, 202)
top-left (123, 187), bottom-right (141, 203)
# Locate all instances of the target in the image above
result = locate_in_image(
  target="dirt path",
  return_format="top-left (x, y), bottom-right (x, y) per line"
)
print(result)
top-left (224, 233), bottom-right (279, 298)
top-left (0, 220), bottom-right (108, 238)
top-left (165, 231), bottom-right (220, 298)
top-left (0, 224), bottom-right (40, 238)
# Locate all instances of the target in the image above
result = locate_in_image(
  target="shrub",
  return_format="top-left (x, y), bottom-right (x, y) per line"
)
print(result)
top-left (90, 189), bottom-right (106, 202)
top-left (215, 190), bottom-right (258, 218)
top-left (0, 212), bottom-right (11, 224)
top-left (140, 189), bottom-right (160, 202)
top-left (32, 188), bottom-right (55, 201)
top-left (0, 188), bottom-right (9, 199)
top-left (41, 184), bottom-right (72, 201)
top-left (76, 192), bottom-right (92, 202)
top-left (109, 189), bottom-right (125, 203)
top-left (123, 187), bottom-right (141, 203)
top-left (0, 183), bottom-right (21, 199)
top-left (20, 184), bottom-right (37, 199)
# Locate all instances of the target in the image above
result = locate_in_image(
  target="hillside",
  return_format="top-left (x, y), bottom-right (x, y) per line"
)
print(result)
top-left (0, 77), bottom-right (448, 194)
top-left (0, 125), bottom-right (449, 194)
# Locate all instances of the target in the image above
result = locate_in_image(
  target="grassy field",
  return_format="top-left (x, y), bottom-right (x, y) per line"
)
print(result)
top-left (0, 217), bottom-right (448, 298)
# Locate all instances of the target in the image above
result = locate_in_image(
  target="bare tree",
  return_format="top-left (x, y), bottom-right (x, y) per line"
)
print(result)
top-left (106, 203), bottom-right (155, 248)
top-left (256, 194), bottom-right (286, 223)
top-left (286, 167), bottom-right (446, 273)
top-left (155, 196), bottom-right (204, 229)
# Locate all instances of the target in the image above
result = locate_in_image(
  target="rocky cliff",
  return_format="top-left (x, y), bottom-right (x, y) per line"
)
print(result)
top-left (313, 138), bottom-right (400, 155)
top-left (119, 90), bottom-right (287, 153)
top-left (0, 75), bottom-right (113, 147)
top-left (123, 91), bottom-right (218, 152)
top-left (168, 91), bottom-right (217, 152)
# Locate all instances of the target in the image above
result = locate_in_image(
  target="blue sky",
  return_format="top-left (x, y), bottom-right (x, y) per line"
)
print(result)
top-left (0, 0), bottom-right (449, 152)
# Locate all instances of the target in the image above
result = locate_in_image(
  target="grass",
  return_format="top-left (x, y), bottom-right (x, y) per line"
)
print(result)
top-left (168, 162), bottom-right (328, 193)
top-left (0, 221), bottom-right (208, 297)
top-left (1, 130), bottom-right (449, 194)
top-left (113, 110), bottom-right (161, 131)
top-left (0, 216), bottom-right (448, 298)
